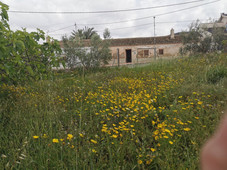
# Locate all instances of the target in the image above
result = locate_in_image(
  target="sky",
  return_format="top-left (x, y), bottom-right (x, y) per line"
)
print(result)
top-left (1, 0), bottom-right (226, 40)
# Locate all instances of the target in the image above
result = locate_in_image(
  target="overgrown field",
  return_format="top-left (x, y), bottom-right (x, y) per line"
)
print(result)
top-left (1, 54), bottom-right (227, 169)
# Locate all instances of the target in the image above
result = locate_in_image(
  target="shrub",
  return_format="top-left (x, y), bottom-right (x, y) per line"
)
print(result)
top-left (206, 66), bottom-right (227, 84)
top-left (0, 2), bottom-right (63, 84)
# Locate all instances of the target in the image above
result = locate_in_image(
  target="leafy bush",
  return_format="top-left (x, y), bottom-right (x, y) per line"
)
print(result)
top-left (0, 2), bottom-right (62, 84)
top-left (206, 66), bottom-right (227, 84)
top-left (180, 20), bottom-right (226, 55)
top-left (62, 28), bottom-right (112, 70)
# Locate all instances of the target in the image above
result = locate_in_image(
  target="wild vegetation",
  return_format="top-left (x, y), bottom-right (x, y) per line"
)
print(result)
top-left (180, 20), bottom-right (226, 55)
top-left (62, 26), bottom-right (112, 70)
top-left (62, 33), bottom-right (112, 70)
top-left (0, 2), bottom-right (62, 84)
top-left (1, 53), bottom-right (227, 169)
top-left (1, 2), bottom-right (227, 169)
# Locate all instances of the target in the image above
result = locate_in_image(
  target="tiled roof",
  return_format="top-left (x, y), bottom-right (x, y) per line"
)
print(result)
top-left (59, 35), bottom-right (182, 48)
top-left (108, 35), bottom-right (181, 46)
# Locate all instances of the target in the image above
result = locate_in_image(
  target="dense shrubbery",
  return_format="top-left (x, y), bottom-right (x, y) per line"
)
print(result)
top-left (0, 2), bottom-right (62, 84)
top-left (206, 65), bottom-right (227, 84)
top-left (62, 27), bottom-right (112, 70)
top-left (180, 20), bottom-right (226, 55)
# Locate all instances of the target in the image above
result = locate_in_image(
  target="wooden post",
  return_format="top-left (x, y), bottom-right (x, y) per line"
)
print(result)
top-left (117, 48), bottom-right (120, 67)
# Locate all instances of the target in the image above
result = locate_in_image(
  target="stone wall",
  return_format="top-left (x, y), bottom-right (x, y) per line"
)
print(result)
top-left (107, 43), bottom-right (183, 66)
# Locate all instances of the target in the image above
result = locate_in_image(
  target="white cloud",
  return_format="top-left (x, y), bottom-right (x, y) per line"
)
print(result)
top-left (1, 0), bottom-right (226, 40)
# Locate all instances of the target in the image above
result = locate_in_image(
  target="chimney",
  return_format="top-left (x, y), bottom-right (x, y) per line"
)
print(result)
top-left (170, 28), bottom-right (175, 39)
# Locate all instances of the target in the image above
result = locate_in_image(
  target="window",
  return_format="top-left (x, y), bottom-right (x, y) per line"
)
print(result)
top-left (138, 50), bottom-right (143, 58)
top-left (159, 49), bottom-right (164, 55)
top-left (137, 49), bottom-right (149, 58)
top-left (144, 50), bottom-right (149, 57)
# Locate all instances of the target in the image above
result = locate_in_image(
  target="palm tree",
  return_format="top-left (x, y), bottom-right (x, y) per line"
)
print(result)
top-left (83, 26), bottom-right (97, 39)
top-left (71, 26), bottom-right (97, 39)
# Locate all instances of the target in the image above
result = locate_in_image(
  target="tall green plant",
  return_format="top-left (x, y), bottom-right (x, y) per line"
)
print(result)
top-left (0, 2), bottom-right (63, 84)
top-left (63, 33), bottom-right (112, 70)
top-left (180, 20), bottom-right (226, 55)
top-left (103, 28), bottom-right (111, 39)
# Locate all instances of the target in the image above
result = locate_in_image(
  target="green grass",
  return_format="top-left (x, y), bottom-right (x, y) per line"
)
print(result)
top-left (0, 53), bottom-right (227, 169)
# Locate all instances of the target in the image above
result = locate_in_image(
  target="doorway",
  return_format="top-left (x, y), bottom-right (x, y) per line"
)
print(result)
top-left (126, 49), bottom-right (132, 63)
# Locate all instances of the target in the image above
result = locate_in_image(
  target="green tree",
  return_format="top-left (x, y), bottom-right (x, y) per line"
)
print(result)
top-left (212, 27), bottom-right (226, 51)
top-left (63, 32), bottom-right (112, 70)
top-left (180, 20), bottom-right (204, 55)
top-left (103, 28), bottom-right (111, 39)
top-left (180, 20), bottom-right (226, 55)
top-left (62, 35), bottom-right (87, 69)
top-left (0, 2), bottom-right (62, 84)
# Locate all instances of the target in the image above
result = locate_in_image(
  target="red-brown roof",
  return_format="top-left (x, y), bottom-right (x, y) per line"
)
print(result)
top-left (59, 35), bottom-right (182, 48)
top-left (108, 35), bottom-right (181, 46)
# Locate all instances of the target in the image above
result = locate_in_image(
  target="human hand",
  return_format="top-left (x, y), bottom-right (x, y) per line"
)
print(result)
top-left (201, 114), bottom-right (227, 170)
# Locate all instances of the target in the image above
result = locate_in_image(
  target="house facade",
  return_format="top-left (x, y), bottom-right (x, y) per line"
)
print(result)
top-left (58, 13), bottom-right (227, 68)
top-left (59, 28), bottom-right (183, 68)
top-left (107, 29), bottom-right (182, 66)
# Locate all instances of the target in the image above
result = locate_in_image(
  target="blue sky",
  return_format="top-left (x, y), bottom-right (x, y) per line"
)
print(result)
top-left (2, 0), bottom-right (226, 40)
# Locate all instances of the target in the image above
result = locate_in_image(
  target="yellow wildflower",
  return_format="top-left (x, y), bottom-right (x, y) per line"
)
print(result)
top-left (42, 134), bottom-right (48, 138)
top-left (138, 160), bottom-right (143, 164)
top-left (111, 135), bottom-right (118, 138)
top-left (33, 136), bottom-right (39, 139)
top-left (92, 149), bottom-right (97, 153)
top-left (150, 148), bottom-right (156, 152)
top-left (146, 159), bottom-right (153, 165)
top-left (198, 101), bottom-right (203, 105)
top-left (191, 141), bottom-right (196, 145)
top-left (183, 128), bottom-right (191, 132)
top-left (91, 139), bottom-right (97, 144)
top-left (165, 129), bottom-right (170, 133)
top-left (52, 138), bottom-right (59, 143)
top-left (67, 134), bottom-right (73, 140)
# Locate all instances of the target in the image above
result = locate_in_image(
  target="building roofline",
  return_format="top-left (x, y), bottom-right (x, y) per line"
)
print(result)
top-left (108, 35), bottom-right (171, 41)
top-left (59, 34), bottom-right (182, 48)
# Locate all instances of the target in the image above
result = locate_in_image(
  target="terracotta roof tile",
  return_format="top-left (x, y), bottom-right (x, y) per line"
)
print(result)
top-left (108, 35), bottom-right (181, 46)
top-left (59, 35), bottom-right (182, 48)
